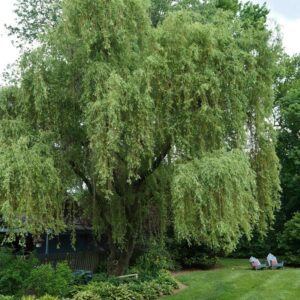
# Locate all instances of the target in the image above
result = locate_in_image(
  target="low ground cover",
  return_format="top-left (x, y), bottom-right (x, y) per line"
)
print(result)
top-left (0, 247), bottom-right (178, 300)
top-left (164, 259), bottom-right (300, 300)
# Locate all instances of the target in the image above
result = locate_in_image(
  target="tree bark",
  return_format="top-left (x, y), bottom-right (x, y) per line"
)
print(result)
top-left (107, 234), bottom-right (135, 276)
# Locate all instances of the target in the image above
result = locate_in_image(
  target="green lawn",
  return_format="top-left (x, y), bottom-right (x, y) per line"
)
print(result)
top-left (164, 259), bottom-right (300, 300)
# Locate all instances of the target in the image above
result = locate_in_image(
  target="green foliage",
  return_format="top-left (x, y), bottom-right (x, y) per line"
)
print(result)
top-left (72, 290), bottom-right (101, 300)
top-left (0, 136), bottom-right (65, 236)
top-left (0, 249), bottom-right (39, 296)
top-left (172, 150), bottom-right (258, 252)
top-left (166, 233), bottom-right (218, 270)
top-left (38, 296), bottom-right (59, 300)
top-left (6, 0), bottom-right (62, 48)
top-left (77, 281), bottom-right (143, 300)
top-left (177, 248), bottom-right (217, 270)
top-left (1, 0), bottom-right (281, 273)
top-left (163, 259), bottom-right (300, 299)
top-left (182, 254), bottom-right (217, 270)
top-left (216, 0), bottom-right (239, 13)
top-left (276, 56), bottom-right (300, 220)
top-left (23, 262), bottom-right (73, 297)
top-left (74, 270), bottom-right (178, 300)
top-left (21, 296), bottom-right (59, 300)
top-left (232, 231), bottom-right (278, 259)
top-left (279, 212), bottom-right (300, 265)
top-left (232, 54), bottom-right (300, 260)
top-left (0, 295), bottom-right (14, 300)
top-left (0, 249), bottom-right (73, 298)
top-left (155, 270), bottom-right (178, 291)
top-left (126, 282), bottom-right (159, 300)
top-left (127, 271), bottom-right (178, 299)
top-left (150, 0), bottom-right (172, 27)
top-left (133, 241), bottom-right (172, 279)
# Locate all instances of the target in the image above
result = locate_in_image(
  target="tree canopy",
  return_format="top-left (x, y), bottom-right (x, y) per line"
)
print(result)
top-left (276, 55), bottom-right (300, 220)
top-left (0, 0), bottom-right (281, 274)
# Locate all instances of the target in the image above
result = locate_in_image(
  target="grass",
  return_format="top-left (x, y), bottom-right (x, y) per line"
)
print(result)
top-left (164, 259), bottom-right (300, 300)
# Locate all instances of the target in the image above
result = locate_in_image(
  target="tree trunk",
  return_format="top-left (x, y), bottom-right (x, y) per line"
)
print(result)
top-left (107, 234), bottom-right (135, 276)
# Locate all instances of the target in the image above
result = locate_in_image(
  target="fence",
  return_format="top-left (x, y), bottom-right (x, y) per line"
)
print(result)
top-left (37, 251), bottom-right (101, 271)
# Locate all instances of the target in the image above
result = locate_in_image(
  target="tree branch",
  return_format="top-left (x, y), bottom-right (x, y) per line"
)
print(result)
top-left (69, 160), bottom-right (94, 196)
top-left (134, 141), bottom-right (171, 188)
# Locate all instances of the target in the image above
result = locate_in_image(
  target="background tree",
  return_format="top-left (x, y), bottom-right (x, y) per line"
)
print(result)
top-left (1, 0), bottom-right (281, 275)
top-left (280, 212), bottom-right (300, 265)
top-left (277, 87), bottom-right (300, 219)
top-left (150, 0), bottom-right (172, 27)
top-left (6, 0), bottom-right (62, 48)
top-left (231, 53), bottom-right (300, 259)
top-left (276, 55), bottom-right (300, 222)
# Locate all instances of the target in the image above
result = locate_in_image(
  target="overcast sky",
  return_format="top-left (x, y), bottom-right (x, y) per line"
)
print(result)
top-left (242, 0), bottom-right (300, 55)
top-left (1, 0), bottom-right (300, 82)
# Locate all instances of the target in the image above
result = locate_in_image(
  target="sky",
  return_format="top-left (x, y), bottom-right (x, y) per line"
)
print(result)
top-left (241, 0), bottom-right (300, 55)
top-left (0, 0), bottom-right (300, 82)
top-left (0, 0), bottom-right (18, 81)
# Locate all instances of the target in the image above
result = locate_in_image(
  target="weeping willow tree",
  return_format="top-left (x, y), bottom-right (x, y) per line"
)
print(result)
top-left (0, 0), bottom-right (281, 274)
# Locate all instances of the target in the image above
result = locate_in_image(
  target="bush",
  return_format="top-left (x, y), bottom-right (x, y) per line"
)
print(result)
top-left (84, 281), bottom-right (142, 300)
top-left (231, 229), bottom-right (280, 259)
top-left (73, 290), bottom-right (102, 300)
top-left (21, 296), bottom-right (59, 300)
top-left (182, 253), bottom-right (218, 269)
top-left (54, 262), bottom-right (74, 295)
top-left (23, 262), bottom-right (74, 297)
top-left (0, 249), bottom-right (74, 298)
top-left (0, 248), bottom-right (14, 269)
top-left (280, 212), bottom-right (300, 265)
top-left (74, 270), bottom-right (178, 300)
top-left (127, 270), bottom-right (178, 300)
top-left (156, 270), bottom-right (178, 290)
top-left (0, 249), bottom-right (39, 296)
top-left (127, 281), bottom-right (158, 300)
top-left (0, 295), bottom-right (14, 300)
top-left (166, 238), bottom-right (217, 270)
top-left (132, 240), bottom-right (173, 279)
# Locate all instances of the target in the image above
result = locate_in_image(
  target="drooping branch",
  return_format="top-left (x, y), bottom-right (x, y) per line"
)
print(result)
top-left (134, 141), bottom-right (171, 188)
top-left (69, 160), bottom-right (93, 196)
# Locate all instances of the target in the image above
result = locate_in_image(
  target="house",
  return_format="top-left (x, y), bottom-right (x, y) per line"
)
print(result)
top-left (0, 218), bottom-right (106, 271)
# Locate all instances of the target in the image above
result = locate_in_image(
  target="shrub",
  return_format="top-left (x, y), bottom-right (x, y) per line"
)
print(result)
top-left (40, 296), bottom-right (59, 300)
top-left (54, 262), bottom-right (74, 295)
top-left (24, 264), bottom-right (55, 296)
top-left (127, 271), bottom-right (178, 300)
top-left (0, 248), bottom-right (14, 269)
top-left (166, 238), bottom-right (217, 270)
top-left (182, 253), bottom-right (218, 269)
top-left (23, 262), bottom-right (73, 297)
top-left (231, 230), bottom-right (279, 259)
top-left (75, 270), bottom-right (178, 300)
top-left (0, 249), bottom-right (39, 296)
top-left (22, 295), bottom-right (58, 300)
top-left (127, 281), bottom-right (158, 300)
top-left (133, 241), bottom-right (172, 279)
top-left (280, 212), bottom-right (300, 265)
top-left (84, 281), bottom-right (142, 300)
top-left (72, 290), bottom-right (102, 300)
top-left (156, 270), bottom-right (178, 290)
top-left (0, 248), bottom-right (73, 298)
top-left (0, 295), bottom-right (14, 300)
top-left (147, 271), bottom-right (178, 298)
top-left (21, 296), bottom-right (59, 300)
top-left (90, 273), bottom-right (110, 283)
